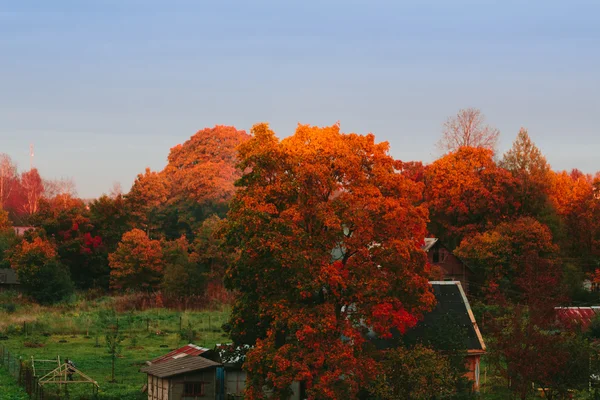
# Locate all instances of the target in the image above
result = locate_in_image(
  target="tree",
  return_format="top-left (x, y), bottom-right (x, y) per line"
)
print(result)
top-left (32, 196), bottom-right (108, 289)
top-left (424, 147), bottom-right (518, 248)
top-left (19, 168), bottom-right (45, 216)
top-left (9, 236), bottom-right (74, 304)
top-left (108, 228), bottom-right (163, 290)
top-left (165, 125), bottom-right (250, 206)
top-left (225, 123), bottom-right (434, 399)
top-left (125, 168), bottom-right (170, 237)
top-left (500, 128), bottom-right (554, 218)
top-left (0, 154), bottom-right (17, 209)
top-left (89, 194), bottom-right (130, 251)
top-left (368, 345), bottom-right (456, 400)
top-left (105, 321), bottom-right (123, 383)
top-left (161, 235), bottom-right (204, 298)
top-left (437, 108), bottom-right (499, 153)
top-left (455, 217), bottom-right (558, 298)
top-left (483, 256), bottom-right (571, 400)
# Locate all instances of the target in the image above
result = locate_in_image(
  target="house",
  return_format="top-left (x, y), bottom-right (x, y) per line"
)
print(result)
top-left (370, 281), bottom-right (486, 391)
top-left (0, 268), bottom-right (19, 292)
top-left (142, 355), bottom-right (223, 400)
top-left (423, 238), bottom-right (473, 293)
top-left (13, 226), bottom-right (34, 236)
top-left (149, 344), bottom-right (213, 364)
top-left (143, 344), bottom-right (303, 400)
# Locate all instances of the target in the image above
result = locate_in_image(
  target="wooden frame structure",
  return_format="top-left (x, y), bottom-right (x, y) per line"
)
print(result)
top-left (37, 361), bottom-right (100, 398)
top-left (31, 356), bottom-right (60, 378)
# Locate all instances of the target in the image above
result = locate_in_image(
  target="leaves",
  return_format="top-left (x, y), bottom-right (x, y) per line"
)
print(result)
top-left (225, 123), bottom-right (434, 399)
top-left (108, 229), bottom-right (164, 290)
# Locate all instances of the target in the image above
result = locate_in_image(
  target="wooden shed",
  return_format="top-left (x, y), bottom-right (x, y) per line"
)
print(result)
top-left (142, 356), bottom-right (223, 400)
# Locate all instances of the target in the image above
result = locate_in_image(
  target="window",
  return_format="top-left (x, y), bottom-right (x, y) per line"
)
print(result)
top-left (184, 382), bottom-right (205, 397)
top-left (0, 274), bottom-right (6, 283)
top-left (431, 248), bottom-right (448, 264)
top-left (432, 248), bottom-right (440, 263)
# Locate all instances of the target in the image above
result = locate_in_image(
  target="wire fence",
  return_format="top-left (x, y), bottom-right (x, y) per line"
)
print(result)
top-left (0, 344), bottom-right (98, 400)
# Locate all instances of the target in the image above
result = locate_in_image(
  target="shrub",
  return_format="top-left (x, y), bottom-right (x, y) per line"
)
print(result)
top-left (1, 302), bottom-right (17, 313)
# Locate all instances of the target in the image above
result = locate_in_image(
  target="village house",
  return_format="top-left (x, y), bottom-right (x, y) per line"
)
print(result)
top-left (0, 268), bottom-right (19, 292)
top-left (142, 344), bottom-right (303, 400)
top-left (423, 238), bottom-right (473, 293)
top-left (143, 281), bottom-right (486, 398)
top-left (414, 281), bottom-right (486, 390)
top-left (370, 280), bottom-right (486, 391)
top-left (141, 344), bottom-right (222, 400)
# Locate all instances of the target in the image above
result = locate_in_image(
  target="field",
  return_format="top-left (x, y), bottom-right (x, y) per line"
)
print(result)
top-left (0, 293), bottom-right (230, 399)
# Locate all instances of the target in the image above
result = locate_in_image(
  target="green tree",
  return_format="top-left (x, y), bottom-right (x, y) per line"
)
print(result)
top-left (161, 236), bottom-right (205, 297)
top-left (368, 344), bottom-right (456, 400)
top-left (105, 322), bottom-right (123, 383)
top-left (500, 129), bottom-right (556, 221)
top-left (9, 236), bottom-right (74, 304)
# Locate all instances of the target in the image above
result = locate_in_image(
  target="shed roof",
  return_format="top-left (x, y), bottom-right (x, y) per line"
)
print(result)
top-left (142, 356), bottom-right (221, 378)
top-left (0, 268), bottom-right (18, 285)
top-left (150, 344), bottom-right (210, 364)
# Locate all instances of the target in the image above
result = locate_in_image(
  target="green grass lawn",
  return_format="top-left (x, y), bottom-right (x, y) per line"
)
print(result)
top-left (0, 302), bottom-right (231, 400)
top-left (0, 365), bottom-right (29, 400)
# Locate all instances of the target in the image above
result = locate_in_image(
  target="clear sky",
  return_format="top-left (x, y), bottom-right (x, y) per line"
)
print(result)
top-left (1, 0), bottom-right (599, 198)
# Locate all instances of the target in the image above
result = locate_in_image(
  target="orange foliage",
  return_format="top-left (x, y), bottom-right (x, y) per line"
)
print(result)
top-left (108, 228), bottom-right (163, 290)
top-left (226, 123), bottom-right (433, 399)
top-left (165, 126), bottom-right (250, 204)
top-left (425, 147), bottom-right (518, 248)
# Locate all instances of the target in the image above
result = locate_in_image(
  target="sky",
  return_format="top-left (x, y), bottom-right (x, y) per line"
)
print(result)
top-left (1, 0), bottom-right (599, 198)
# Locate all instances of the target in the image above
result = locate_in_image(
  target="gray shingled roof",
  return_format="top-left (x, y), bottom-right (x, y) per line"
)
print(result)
top-left (141, 355), bottom-right (221, 378)
top-left (369, 281), bottom-right (486, 353)
top-left (0, 269), bottom-right (18, 285)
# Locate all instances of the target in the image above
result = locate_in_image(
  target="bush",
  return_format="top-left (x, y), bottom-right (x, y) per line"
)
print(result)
top-left (29, 261), bottom-right (75, 304)
top-left (1, 302), bottom-right (17, 313)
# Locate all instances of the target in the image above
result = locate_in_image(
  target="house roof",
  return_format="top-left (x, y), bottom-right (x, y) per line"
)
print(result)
top-left (142, 356), bottom-right (222, 378)
top-left (149, 344), bottom-right (210, 364)
top-left (0, 268), bottom-right (19, 285)
top-left (370, 281), bottom-right (485, 353)
top-left (422, 238), bottom-right (438, 252)
top-left (556, 307), bottom-right (600, 331)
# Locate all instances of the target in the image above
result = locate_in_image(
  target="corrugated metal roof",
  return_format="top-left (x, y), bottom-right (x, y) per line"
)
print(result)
top-left (150, 344), bottom-right (210, 364)
top-left (0, 268), bottom-right (19, 285)
top-left (142, 355), bottom-right (222, 378)
top-left (556, 307), bottom-right (600, 331)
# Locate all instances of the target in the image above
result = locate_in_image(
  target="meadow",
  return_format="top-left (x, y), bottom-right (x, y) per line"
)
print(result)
top-left (0, 291), bottom-right (230, 399)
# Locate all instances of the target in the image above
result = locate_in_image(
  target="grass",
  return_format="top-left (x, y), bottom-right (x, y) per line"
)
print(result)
top-left (0, 293), bottom-right (231, 399)
top-left (0, 365), bottom-right (29, 400)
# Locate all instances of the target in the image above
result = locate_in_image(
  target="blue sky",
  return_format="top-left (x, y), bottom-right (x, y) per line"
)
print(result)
top-left (1, 0), bottom-right (599, 198)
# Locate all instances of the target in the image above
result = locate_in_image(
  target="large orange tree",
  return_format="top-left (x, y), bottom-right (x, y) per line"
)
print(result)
top-left (225, 123), bottom-right (434, 399)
